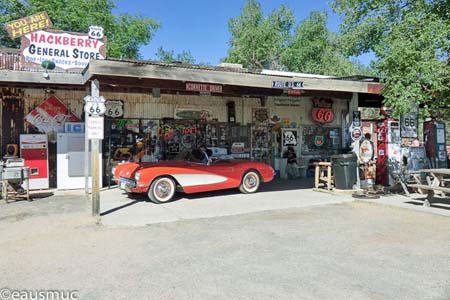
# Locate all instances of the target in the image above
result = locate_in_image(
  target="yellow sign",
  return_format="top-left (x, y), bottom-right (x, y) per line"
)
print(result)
top-left (5, 11), bottom-right (53, 39)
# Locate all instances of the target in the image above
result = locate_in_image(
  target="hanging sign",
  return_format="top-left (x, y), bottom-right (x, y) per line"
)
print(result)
top-left (400, 112), bottom-right (418, 138)
top-left (5, 11), bottom-right (53, 39)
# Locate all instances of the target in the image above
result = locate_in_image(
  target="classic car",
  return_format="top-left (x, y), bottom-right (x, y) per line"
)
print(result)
top-left (112, 151), bottom-right (275, 204)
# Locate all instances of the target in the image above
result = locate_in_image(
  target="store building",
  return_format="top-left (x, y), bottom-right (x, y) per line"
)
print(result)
top-left (0, 48), bottom-right (383, 188)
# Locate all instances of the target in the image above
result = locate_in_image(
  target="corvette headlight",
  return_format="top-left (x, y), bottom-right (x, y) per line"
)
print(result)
top-left (111, 167), bottom-right (116, 176)
top-left (134, 171), bottom-right (141, 182)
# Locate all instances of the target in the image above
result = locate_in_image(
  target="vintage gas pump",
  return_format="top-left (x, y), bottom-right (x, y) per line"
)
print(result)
top-left (376, 106), bottom-right (402, 186)
top-left (423, 117), bottom-right (447, 168)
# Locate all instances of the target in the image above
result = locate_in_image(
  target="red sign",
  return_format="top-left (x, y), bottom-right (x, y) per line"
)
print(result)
top-left (311, 108), bottom-right (334, 123)
top-left (287, 89), bottom-right (303, 96)
top-left (25, 95), bottom-right (80, 133)
top-left (186, 82), bottom-right (223, 93)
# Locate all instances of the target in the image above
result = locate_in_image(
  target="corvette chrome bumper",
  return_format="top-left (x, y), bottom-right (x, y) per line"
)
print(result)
top-left (118, 176), bottom-right (136, 193)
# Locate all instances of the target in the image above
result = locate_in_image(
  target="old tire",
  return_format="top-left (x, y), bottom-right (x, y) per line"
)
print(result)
top-left (239, 171), bottom-right (260, 194)
top-left (148, 177), bottom-right (176, 204)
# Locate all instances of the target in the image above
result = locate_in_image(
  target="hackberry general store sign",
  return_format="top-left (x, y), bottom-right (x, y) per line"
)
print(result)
top-left (20, 29), bottom-right (106, 70)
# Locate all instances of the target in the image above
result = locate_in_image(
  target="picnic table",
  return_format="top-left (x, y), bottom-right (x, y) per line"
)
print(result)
top-left (408, 168), bottom-right (450, 207)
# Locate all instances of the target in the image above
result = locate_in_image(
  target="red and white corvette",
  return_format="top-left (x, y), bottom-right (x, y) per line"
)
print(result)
top-left (112, 158), bottom-right (275, 204)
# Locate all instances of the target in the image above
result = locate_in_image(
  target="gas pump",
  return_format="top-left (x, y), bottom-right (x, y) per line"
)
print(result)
top-left (376, 106), bottom-right (402, 186)
top-left (423, 117), bottom-right (447, 168)
top-left (280, 128), bottom-right (301, 179)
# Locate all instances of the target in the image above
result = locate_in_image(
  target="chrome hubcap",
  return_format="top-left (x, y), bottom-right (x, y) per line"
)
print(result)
top-left (156, 181), bottom-right (171, 199)
top-left (245, 174), bottom-right (257, 188)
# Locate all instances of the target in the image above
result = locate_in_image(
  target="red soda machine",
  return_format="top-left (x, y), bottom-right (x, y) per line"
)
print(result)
top-left (423, 117), bottom-right (447, 168)
top-left (376, 106), bottom-right (402, 186)
top-left (19, 134), bottom-right (49, 189)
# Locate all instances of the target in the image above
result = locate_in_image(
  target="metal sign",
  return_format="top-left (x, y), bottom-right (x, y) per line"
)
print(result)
top-left (283, 130), bottom-right (297, 146)
top-left (272, 81), bottom-right (304, 89)
top-left (400, 112), bottom-right (418, 138)
top-left (351, 127), bottom-right (363, 141)
top-left (84, 95), bottom-right (106, 116)
top-left (87, 116), bottom-right (104, 140)
top-left (88, 25), bottom-right (104, 40)
top-left (105, 100), bottom-right (124, 118)
top-left (84, 102), bottom-right (106, 115)
top-left (352, 111), bottom-right (361, 127)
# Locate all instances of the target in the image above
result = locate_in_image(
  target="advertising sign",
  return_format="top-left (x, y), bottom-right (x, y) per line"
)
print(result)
top-left (21, 29), bottom-right (106, 70)
top-left (25, 95), bottom-right (80, 134)
top-left (5, 11), bottom-right (53, 39)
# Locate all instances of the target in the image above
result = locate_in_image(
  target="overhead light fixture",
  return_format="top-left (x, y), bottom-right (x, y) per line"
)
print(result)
top-left (41, 60), bottom-right (56, 80)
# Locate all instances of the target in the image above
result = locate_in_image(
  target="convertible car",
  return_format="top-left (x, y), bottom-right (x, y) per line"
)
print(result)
top-left (112, 152), bottom-right (275, 204)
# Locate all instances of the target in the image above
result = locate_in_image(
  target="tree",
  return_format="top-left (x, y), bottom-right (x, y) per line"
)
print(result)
top-left (0, 0), bottom-right (160, 59)
top-left (223, 0), bottom-right (295, 69)
top-left (332, 0), bottom-right (450, 114)
top-left (155, 47), bottom-right (196, 64)
top-left (282, 11), bottom-right (369, 76)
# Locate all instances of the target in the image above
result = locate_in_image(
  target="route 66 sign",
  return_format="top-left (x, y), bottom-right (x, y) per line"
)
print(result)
top-left (84, 102), bottom-right (106, 115)
top-left (283, 130), bottom-right (297, 146)
top-left (88, 25), bottom-right (104, 40)
top-left (105, 100), bottom-right (124, 118)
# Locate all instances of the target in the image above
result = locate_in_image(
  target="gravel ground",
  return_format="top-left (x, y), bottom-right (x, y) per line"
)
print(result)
top-left (0, 193), bottom-right (450, 300)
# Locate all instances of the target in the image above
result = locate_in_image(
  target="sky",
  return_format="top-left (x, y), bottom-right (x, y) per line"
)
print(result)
top-left (114, 0), bottom-right (374, 66)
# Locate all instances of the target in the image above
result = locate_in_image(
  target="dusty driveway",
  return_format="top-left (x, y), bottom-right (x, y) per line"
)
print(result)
top-left (0, 191), bottom-right (449, 300)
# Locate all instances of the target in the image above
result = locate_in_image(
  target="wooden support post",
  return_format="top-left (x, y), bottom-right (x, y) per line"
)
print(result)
top-left (91, 79), bottom-right (101, 217)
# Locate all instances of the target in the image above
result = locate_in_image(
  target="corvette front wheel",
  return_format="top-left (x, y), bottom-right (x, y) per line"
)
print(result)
top-left (148, 177), bottom-right (176, 204)
top-left (239, 171), bottom-right (260, 194)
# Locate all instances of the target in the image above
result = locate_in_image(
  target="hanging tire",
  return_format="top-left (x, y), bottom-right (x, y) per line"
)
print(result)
top-left (148, 177), bottom-right (176, 204)
top-left (239, 171), bottom-right (260, 194)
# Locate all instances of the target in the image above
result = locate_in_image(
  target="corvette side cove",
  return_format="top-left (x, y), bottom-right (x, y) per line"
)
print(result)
top-left (112, 158), bottom-right (275, 204)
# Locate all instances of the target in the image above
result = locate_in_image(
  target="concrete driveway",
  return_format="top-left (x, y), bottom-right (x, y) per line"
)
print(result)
top-left (100, 178), bottom-right (354, 226)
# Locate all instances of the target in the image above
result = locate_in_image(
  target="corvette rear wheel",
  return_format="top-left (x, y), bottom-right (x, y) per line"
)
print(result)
top-left (239, 171), bottom-right (260, 194)
top-left (148, 177), bottom-right (176, 204)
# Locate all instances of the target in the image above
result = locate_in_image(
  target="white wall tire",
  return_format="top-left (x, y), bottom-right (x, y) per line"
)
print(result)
top-left (239, 171), bottom-right (260, 194)
top-left (148, 177), bottom-right (176, 204)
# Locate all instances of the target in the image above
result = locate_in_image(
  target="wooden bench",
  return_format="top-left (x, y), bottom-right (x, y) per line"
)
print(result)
top-left (408, 184), bottom-right (450, 207)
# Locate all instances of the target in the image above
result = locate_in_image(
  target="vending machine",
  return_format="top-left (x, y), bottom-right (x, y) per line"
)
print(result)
top-left (376, 107), bottom-right (402, 186)
top-left (19, 134), bottom-right (49, 190)
top-left (423, 118), bottom-right (447, 168)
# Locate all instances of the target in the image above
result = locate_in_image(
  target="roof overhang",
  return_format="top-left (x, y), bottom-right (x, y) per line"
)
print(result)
top-left (0, 69), bottom-right (84, 86)
top-left (84, 60), bottom-right (384, 95)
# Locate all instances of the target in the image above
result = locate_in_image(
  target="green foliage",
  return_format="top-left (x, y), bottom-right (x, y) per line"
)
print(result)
top-left (223, 0), bottom-right (295, 69)
top-left (223, 0), bottom-right (368, 76)
top-left (0, 0), bottom-right (159, 59)
top-left (282, 11), bottom-right (369, 76)
top-left (332, 0), bottom-right (450, 114)
top-left (155, 47), bottom-right (196, 64)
